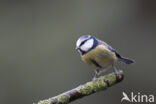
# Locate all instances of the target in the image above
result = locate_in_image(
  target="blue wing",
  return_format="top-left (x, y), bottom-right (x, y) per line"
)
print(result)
top-left (98, 40), bottom-right (117, 53)
top-left (98, 40), bottom-right (135, 64)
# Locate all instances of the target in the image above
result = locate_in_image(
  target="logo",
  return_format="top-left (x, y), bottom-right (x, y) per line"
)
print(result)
top-left (121, 92), bottom-right (154, 103)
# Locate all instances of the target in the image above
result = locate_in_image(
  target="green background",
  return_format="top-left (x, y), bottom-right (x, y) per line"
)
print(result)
top-left (0, 0), bottom-right (156, 104)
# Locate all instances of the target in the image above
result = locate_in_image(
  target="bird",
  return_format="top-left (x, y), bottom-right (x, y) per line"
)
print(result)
top-left (76, 35), bottom-right (135, 81)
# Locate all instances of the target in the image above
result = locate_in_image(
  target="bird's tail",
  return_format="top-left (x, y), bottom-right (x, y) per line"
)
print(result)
top-left (118, 56), bottom-right (135, 64)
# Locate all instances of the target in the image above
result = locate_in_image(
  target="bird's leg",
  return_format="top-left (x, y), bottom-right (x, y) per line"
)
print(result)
top-left (113, 66), bottom-right (121, 79)
top-left (92, 73), bottom-right (98, 81)
top-left (92, 69), bottom-right (100, 81)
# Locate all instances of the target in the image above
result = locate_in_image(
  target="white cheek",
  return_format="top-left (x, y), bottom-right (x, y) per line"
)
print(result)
top-left (76, 39), bottom-right (81, 47)
top-left (80, 39), bottom-right (94, 51)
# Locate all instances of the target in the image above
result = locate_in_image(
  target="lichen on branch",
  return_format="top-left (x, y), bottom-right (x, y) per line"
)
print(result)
top-left (37, 70), bottom-right (124, 104)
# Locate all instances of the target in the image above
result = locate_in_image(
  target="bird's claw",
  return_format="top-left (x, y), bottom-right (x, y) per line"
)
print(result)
top-left (92, 76), bottom-right (97, 81)
top-left (115, 73), bottom-right (122, 80)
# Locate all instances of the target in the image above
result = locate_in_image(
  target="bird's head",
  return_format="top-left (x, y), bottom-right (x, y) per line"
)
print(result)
top-left (76, 35), bottom-right (98, 55)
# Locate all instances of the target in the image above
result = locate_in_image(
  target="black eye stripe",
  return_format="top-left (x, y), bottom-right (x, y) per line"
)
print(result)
top-left (80, 38), bottom-right (92, 46)
top-left (80, 40), bottom-right (87, 46)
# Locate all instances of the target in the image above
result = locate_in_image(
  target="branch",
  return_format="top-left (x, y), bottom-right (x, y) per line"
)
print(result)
top-left (36, 70), bottom-right (124, 104)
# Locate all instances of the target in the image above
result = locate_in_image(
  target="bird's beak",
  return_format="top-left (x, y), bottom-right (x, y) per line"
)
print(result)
top-left (75, 47), bottom-right (79, 51)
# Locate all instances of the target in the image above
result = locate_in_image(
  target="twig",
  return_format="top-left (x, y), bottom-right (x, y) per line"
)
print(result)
top-left (36, 70), bottom-right (124, 104)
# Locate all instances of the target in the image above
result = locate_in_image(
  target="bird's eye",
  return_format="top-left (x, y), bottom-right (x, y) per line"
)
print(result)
top-left (80, 39), bottom-right (94, 52)
top-left (76, 35), bottom-right (92, 48)
top-left (80, 39), bottom-right (90, 47)
top-left (80, 40), bottom-right (86, 46)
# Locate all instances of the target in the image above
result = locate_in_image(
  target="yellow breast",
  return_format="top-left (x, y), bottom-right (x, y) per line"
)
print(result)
top-left (81, 45), bottom-right (117, 69)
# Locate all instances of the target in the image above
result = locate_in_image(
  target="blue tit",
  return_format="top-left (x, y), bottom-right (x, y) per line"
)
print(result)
top-left (76, 35), bottom-right (135, 81)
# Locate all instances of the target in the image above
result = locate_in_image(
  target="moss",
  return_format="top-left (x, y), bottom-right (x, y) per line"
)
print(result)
top-left (54, 94), bottom-right (70, 104)
top-left (77, 78), bottom-right (107, 95)
top-left (77, 82), bottom-right (93, 95)
top-left (94, 78), bottom-right (107, 91)
top-left (77, 71), bottom-right (123, 95)
top-left (36, 70), bottom-right (123, 104)
top-left (38, 100), bottom-right (50, 104)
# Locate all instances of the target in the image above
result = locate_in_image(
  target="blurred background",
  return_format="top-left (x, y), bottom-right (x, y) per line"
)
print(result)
top-left (0, 0), bottom-right (156, 104)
